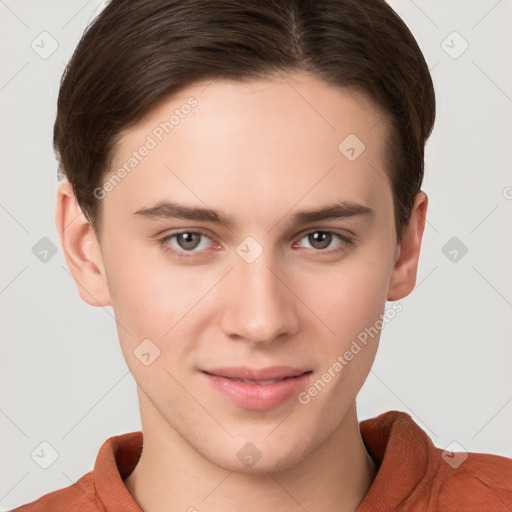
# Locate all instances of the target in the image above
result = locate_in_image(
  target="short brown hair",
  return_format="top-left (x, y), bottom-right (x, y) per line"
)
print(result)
top-left (54, 0), bottom-right (435, 244)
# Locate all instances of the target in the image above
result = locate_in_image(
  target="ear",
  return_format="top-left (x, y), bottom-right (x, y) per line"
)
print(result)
top-left (387, 191), bottom-right (428, 301)
top-left (55, 181), bottom-right (111, 307)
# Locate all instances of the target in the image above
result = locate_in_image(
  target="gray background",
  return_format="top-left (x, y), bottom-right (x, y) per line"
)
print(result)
top-left (1, 0), bottom-right (511, 508)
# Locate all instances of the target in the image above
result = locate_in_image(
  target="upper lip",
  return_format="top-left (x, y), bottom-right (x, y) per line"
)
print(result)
top-left (202, 366), bottom-right (311, 381)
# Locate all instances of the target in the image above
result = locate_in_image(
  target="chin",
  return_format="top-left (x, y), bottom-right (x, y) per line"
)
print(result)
top-left (203, 435), bottom-right (313, 475)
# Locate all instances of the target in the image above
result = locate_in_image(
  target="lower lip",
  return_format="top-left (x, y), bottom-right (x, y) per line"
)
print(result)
top-left (202, 371), bottom-right (312, 410)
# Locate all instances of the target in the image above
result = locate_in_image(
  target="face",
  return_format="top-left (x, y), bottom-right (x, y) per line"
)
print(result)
top-left (62, 71), bottom-right (423, 473)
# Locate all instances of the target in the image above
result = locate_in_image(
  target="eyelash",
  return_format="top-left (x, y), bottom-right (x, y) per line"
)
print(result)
top-left (157, 229), bottom-right (355, 259)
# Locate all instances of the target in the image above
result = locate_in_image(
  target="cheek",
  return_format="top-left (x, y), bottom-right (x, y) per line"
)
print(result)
top-left (298, 263), bottom-right (389, 402)
top-left (102, 255), bottom-right (207, 388)
top-left (106, 262), bottom-right (201, 335)
top-left (101, 236), bottom-right (184, 334)
top-left (102, 238), bottom-right (226, 369)
top-left (297, 249), bottom-right (392, 344)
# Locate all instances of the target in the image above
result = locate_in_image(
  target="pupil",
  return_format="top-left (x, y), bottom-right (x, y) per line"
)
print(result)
top-left (179, 232), bottom-right (200, 250)
top-left (310, 231), bottom-right (331, 249)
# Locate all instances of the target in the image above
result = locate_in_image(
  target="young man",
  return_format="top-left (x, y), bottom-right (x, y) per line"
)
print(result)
top-left (12, 0), bottom-right (512, 510)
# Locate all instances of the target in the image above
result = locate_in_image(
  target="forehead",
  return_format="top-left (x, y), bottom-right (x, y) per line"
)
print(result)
top-left (106, 72), bottom-right (392, 226)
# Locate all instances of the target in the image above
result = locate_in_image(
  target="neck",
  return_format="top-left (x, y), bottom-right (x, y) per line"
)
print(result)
top-left (124, 396), bottom-right (377, 512)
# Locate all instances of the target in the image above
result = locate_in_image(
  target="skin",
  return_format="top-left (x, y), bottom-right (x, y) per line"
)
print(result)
top-left (56, 71), bottom-right (427, 512)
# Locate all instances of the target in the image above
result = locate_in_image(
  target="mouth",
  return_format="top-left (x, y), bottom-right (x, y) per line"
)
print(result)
top-left (202, 365), bottom-right (312, 381)
top-left (219, 376), bottom-right (300, 385)
top-left (201, 366), bottom-right (313, 410)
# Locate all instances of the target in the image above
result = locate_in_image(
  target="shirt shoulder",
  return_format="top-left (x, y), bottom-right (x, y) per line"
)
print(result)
top-left (9, 431), bottom-right (143, 512)
top-left (9, 472), bottom-right (102, 512)
top-left (358, 410), bottom-right (512, 512)
top-left (434, 450), bottom-right (512, 511)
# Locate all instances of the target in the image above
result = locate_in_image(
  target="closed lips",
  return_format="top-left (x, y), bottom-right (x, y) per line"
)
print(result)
top-left (202, 367), bottom-right (313, 383)
top-left (228, 376), bottom-right (300, 385)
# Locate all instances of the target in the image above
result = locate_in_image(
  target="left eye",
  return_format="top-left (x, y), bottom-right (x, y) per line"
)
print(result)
top-left (297, 231), bottom-right (350, 251)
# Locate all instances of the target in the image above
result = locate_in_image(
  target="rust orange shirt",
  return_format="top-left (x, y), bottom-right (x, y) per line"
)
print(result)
top-left (11, 410), bottom-right (512, 511)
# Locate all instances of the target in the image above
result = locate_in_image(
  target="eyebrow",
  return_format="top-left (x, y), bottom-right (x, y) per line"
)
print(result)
top-left (133, 199), bottom-right (374, 228)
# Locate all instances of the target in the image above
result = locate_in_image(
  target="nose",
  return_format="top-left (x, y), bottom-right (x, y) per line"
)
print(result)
top-left (219, 250), bottom-right (300, 345)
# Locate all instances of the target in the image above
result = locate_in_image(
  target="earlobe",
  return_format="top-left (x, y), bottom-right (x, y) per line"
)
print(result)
top-left (387, 191), bottom-right (428, 301)
top-left (55, 181), bottom-right (111, 307)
